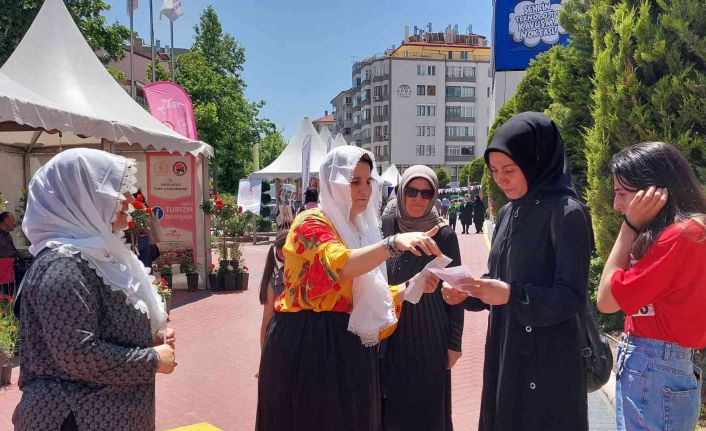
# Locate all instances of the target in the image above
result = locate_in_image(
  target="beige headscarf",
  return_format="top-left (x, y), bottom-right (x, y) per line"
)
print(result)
top-left (396, 165), bottom-right (445, 233)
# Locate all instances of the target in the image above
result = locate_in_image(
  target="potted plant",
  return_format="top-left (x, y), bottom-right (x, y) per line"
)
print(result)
top-left (237, 264), bottom-right (250, 291)
top-left (220, 260), bottom-right (237, 291)
top-left (208, 263), bottom-right (221, 291)
top-left (158, 263), bottom-right (172, 289)
top-left (181, 262), bottom-right (199, 291)
top-left (153, 278), bottom-right (173, 315)
top-left (0, 294), bottom-right (19, 385)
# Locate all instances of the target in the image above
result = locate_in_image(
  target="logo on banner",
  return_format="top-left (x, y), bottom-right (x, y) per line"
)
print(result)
top-left (156, 161), bottom-right (169, 176)
top-left (509, 0), bottom-right (566, 48)
top-left (173, 161), bottom-right (187, 176)
top-left (397, 84), bottom-right (412, 98)
top-left (152, 206), bottom-right (165, 220)
top-left (164, 228), bottom-right (184, 242)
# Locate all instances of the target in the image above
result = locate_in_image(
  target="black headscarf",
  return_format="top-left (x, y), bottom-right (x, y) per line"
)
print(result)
top-left (484, 112), bottom-right (576, 200)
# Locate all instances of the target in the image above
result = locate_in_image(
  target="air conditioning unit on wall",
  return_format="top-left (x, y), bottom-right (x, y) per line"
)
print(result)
top-left (383, 135), bottom-right (389, 140)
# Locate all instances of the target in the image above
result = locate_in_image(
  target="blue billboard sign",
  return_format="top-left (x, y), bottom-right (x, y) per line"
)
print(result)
top-left (493, 0), bottom-right (571, 71)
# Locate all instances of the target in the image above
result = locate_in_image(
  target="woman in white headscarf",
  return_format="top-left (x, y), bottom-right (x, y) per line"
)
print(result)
top-left (256, 146), bottom-right (441, 431)
top-left (13, 148), bottom-right (176, 431)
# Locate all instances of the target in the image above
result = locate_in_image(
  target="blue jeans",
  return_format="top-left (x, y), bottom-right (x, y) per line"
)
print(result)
top-left (616, 335), bottom-right (702, 431)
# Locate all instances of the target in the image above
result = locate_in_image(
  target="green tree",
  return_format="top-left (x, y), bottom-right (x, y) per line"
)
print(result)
top-left (585, 0), bottom-right (706, 261)
top-left (0, 0), bottom-right (131, 66)
top-left (258, 130), bottom-right (287, 168)
top-left (459, 157), bottom-right (485, 187)
top-left (176, 7), bottom-right (273, 192)
top-left (146, 61), bottom-right (171, 82)
top-left (435, 167), bottom-right (451, 188)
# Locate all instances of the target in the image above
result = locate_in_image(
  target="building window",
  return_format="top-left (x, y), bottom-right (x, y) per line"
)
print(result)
top-left (416, 125), bottom-right (436, 136)
top-left (446, 126), bottom-right (474, 137)
top-left (345, 96), bottom-right (352, 105)
top-left (427, 85), bottom-right (436, 96)
top-left (416, 145), bottom-right (425, 156)
top-left (362, 109), bottom-right (371, 121)
top-left (346, 112), bottom-right (353, 120)
top-left (446, 105), bottom-right (474, 118)
top-left (417, 65), bottom-right (426, 76)
top-left (487, 87), bottom-right (491, 97)
top-left (417, 85), bottom-right (426, 96)
top-left (416, 104), bottom-right (436, 116)
top-left (461, 51), bottom-right (468, 60)
top-left (426, 145), bottom-right (435, 156)
top-left (374, 86), bottom-right (382, 98)
top-left (428, 65), bottom-right (436, 76)
top-left (461, 146), bottom-right (474, 156)
top-left (448, 51), bottom-right (453, 60)
top-left (446, 66), bottom-right (474, 78)
top-left (447, 146), bottom-right (461, 156)
top-left (445, 86), bottom-right (475, 98)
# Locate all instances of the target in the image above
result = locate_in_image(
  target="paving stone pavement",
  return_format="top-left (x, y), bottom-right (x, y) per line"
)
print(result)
top-left (0, 223), bottom-right (615, 430)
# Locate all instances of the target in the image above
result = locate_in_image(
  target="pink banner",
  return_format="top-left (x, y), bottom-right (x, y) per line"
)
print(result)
top-left (144, 81), bottom-right (199, 140)
top-left (146, 153), bottom-right (198, 264)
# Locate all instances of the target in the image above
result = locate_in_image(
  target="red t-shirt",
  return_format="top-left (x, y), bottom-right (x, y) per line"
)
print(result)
top-left (611, 219), bottom-right (706, 348)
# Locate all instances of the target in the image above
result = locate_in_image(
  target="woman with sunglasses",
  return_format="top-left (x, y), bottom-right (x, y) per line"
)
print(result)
top-left (380, 165), bottom-right (463, 431)
top-left (443, 112), bottom-right (591, 430)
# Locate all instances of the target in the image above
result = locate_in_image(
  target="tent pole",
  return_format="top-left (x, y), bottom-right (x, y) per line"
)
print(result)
top-left (170, 20), bottom-right (175, 81)
top-left (202, 154), bottom-right (212, 288)
top-left (130, 4), bottom-right (135, 98)
top-left (149, 0), bottom-right (156, 82)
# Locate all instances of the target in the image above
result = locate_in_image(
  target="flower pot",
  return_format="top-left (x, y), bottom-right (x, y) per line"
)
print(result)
top-left (227, 260), bottom-right (239, 271)
top-left (0, 365), bottom-right (12, 386)
top-left (237, 272), bottom-right (249, 291)
top-left (223, 273), bottom-right (237, 291)
top-left (162, 274), bottom-right (173, 289)
top-left (208, 274), bottom-right (222, 291)
top-left (186, 274), bottom-right (199, 291)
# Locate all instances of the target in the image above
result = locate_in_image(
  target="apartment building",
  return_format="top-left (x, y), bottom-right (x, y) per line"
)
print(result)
top-left (331, 24), bottom-right (492, 183)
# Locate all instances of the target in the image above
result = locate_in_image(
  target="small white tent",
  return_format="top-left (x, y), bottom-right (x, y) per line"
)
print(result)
top-left (0, 0), bottom-right (212, 157)
top-left (319, 128), bottom-right (334, 153)
top-left (250, 117), bottom-right (327, 180)
top-left (332, 133), bottom-right (347, 149)
top-left (381, 164), bottom-right (401, 187)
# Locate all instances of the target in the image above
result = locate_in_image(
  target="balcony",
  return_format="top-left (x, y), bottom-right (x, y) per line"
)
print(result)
top-left (373, 134), bottom-right (389, 142)
top-left (445, 135), bottom-right (476, 142)
top-left (361, 117), bottom-right (371, 126)
top-left (360, 98), bottom-right (371, 108)
top-left (446, 75), bottom-right (476, 83)
top-left (377, 152), bottom-right (391, 162)
top-left (445, 96), bottom-right (476, 103)
top-left (373, 114), bottom-right (390, 123)
top-left (359, 136), bottom-right (371, 145)
top-left (445, 115), bottom-right (475, 123)
top-left (373, 74), bottom-right (390, 82)
top-left (361, 78), bottom-right (371, 87)
top-left (445, 154), bottom-right (474, 162)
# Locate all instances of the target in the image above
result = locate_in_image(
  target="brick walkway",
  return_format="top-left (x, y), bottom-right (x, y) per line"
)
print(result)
top-left (0, 224), bottom-right (614, 430)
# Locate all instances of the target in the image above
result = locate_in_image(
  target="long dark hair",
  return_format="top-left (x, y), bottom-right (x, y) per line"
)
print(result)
top-left (259, 230), bottom-right (288, 305)
top-left (610, 142), bottom-right (706, 258)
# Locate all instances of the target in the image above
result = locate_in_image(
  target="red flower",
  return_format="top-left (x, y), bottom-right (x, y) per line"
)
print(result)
top-left (136, 193), bottom-right (144, 202)
top-left (145, 207), bottom-right (152, 215)
top-left (133, 201), bottom-right (144, 210)
top-left (128, 221), bottom-right (137, 229)
top-left (214, 194), bottom-right (220, 201)
top-left (238, 206), bottom-right (243, 214)
top-left (215, 201), bottom-right (223, 210)
top-left (159, 278), bottom-right (167, 285)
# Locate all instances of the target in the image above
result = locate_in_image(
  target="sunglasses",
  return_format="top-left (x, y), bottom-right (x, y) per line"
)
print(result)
top-left (404, 187), bottom-right (435, 200)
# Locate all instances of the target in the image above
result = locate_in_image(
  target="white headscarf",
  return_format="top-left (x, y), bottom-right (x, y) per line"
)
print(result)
top-left (319, 146), bottom-right (396, 346)
top-left (21, 148), bottom-right (167, 334)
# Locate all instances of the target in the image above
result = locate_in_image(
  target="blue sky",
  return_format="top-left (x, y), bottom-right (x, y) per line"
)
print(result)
top-left (104, 0), bottom-right (494, 141)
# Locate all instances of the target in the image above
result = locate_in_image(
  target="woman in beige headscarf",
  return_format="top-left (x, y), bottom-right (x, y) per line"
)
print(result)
top-left (380, 165), bottom-right (464, 431)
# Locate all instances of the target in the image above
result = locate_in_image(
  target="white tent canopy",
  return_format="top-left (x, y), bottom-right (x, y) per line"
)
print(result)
top-left (0, 0), bottom-right (212, 156)
top-left (319, 128), bottom-right (334, 152)
top-left (332, 133), bottom-right (347, 149)
top-left (381, 163), bottom-right (401, 187)
top-left (250, 117), bottom-right (327, 180)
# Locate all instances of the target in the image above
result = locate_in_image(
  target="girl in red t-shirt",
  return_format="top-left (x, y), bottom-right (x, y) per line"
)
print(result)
top-left (597, 141), bottom-right (706, 431)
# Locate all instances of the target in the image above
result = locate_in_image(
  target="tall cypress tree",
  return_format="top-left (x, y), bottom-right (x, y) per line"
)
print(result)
top-left (586, 0), bottom-right (706, 260)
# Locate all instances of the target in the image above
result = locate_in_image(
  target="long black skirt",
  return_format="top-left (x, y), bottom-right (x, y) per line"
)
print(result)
top-left (380, 290), bottom-right (452, 431)
top-left (256, 311), bottom-right (381, 431)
